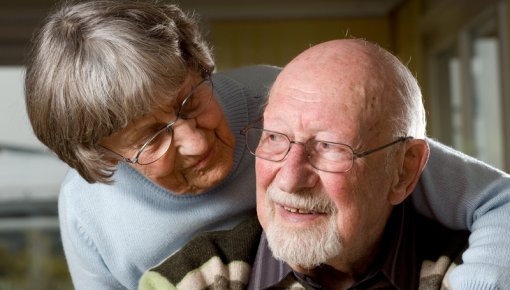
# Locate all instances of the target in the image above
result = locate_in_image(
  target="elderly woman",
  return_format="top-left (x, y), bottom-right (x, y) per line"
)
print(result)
top-left (24, 1), bottom-right (510, 290)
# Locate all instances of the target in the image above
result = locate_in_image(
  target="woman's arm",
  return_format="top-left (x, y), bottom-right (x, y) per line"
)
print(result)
top-left (412, 138), bottom-right (510, 288)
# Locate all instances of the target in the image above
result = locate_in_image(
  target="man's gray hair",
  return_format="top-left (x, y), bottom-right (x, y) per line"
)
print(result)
top-left (367, 40), bottom-right (427, 139)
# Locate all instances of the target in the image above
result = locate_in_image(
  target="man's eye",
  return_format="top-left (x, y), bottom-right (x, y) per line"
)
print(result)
top-left (313, 141), bottom-right (337, 152)
top-left (268, 134), bottom-right (278, 141)
top-left (266, 133), bottom-right (285, 143)
top-left (318, 142), bottom-right (331, 150)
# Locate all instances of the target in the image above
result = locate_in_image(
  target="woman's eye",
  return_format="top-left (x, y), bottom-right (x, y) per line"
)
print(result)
top-left (130, 137), bottom-right (150, 151)
top-left (130, 126), bottom-right (162, 149)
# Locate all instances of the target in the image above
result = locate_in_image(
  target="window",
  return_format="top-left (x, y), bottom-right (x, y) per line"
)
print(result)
top-left (429, 3), bottom-right (508, 170)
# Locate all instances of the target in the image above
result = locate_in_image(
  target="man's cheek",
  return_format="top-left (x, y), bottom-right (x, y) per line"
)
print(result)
top-left (255, 160), bottom-right (278, 189)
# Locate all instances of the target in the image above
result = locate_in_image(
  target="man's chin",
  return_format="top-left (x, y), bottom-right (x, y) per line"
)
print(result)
top-left (266, 219), bottom-right (342, 269)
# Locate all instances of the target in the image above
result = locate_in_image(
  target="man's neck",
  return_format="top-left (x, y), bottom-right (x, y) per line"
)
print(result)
top-left (307, 265), bottom-right (356, 290)
top-left (290, 247), bottom-right (381, 289)
top-left (289, 222), bottom-right (387, 289)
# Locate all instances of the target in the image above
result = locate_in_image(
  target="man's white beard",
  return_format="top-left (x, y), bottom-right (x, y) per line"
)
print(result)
top-left (264, 185), bottom-right (342, 269)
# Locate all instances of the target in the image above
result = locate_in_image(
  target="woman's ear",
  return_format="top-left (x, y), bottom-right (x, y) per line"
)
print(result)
top-left (388, 139), bottom-right (430, 205)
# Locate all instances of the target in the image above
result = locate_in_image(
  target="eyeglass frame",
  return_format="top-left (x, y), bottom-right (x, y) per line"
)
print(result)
top-left (101, 75), bottom-right (214, 165)
top-left (241, 119), bottom-right (413, 173)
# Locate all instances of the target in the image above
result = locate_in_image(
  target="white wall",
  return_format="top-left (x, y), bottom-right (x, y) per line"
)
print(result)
top-left (0, 66), bottom-right (42, 148)
top-left (0, 66), bottom-right (68, 199)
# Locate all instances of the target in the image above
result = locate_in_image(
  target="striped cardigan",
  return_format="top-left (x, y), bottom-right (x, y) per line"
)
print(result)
top-left (138, 213), bottom-right (467, 290)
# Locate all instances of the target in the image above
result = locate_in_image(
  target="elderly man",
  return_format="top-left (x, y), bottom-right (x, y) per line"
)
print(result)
top-left (246, 38), bottom-right (465, 289)
top-left (139, 39), bottom-right (508, 290)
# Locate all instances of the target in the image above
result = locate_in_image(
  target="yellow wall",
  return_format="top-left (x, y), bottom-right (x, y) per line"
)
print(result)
top-left (392, 0), bottom-right (422, 79)
top-left (392, 0), bottom-right (430, 125)
top-left (209, 17), bottom-right (392, 71)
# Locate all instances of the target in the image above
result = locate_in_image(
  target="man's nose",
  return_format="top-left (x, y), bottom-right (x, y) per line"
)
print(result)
top-left (171, 119), bottom-right (208, 156)
top-left (274, 144), bottom-right (319, 193)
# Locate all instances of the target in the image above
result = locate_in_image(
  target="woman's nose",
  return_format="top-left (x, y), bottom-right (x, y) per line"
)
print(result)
top-left (171, 119), bottom-right (208, 156)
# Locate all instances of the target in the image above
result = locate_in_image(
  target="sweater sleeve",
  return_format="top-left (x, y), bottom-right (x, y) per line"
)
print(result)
top-left (59, 184), bottom-right (127, 290)
top-left (411, 138), bottom-right (510, 288)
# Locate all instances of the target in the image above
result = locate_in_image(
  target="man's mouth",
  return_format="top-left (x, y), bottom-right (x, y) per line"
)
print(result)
top-left (282, 206), bottom-right (319, 215)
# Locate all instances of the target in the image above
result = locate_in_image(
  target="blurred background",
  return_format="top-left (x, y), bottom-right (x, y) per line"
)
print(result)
top-left (1, 0), bottom-right (509, 289)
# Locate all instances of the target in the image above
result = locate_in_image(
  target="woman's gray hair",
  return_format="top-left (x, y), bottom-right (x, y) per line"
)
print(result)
top-left (25, 0), bottom-right (214, 183)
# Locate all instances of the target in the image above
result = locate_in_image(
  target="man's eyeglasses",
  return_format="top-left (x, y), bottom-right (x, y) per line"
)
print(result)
top-left (241, 123), bottom-right (412, 173)
top-left (103, 76), bottom-right (213, 165)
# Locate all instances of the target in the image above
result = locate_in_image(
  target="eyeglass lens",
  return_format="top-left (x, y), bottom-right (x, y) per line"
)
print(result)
top-left (135, 78), bottom-right (213, 165)
top-left (179, 79), bottom-right (213, 119)
top-left (244, 128), bottom-right (355, 173)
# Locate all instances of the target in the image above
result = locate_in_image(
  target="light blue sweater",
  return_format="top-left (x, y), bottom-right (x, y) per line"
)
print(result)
top-left (59, 65), bottom-right (510, 290)
top-left (412, 140), bottom-right (510, 289)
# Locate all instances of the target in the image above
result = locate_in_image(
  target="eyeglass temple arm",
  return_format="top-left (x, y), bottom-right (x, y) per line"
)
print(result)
top-left (240, 116), bottom-right (264, 135)
top-left (354, 136), bottom-right (413, 158)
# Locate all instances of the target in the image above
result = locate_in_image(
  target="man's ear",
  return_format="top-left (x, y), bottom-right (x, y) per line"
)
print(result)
top-left (388, 139), bottom-right (430, 205)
